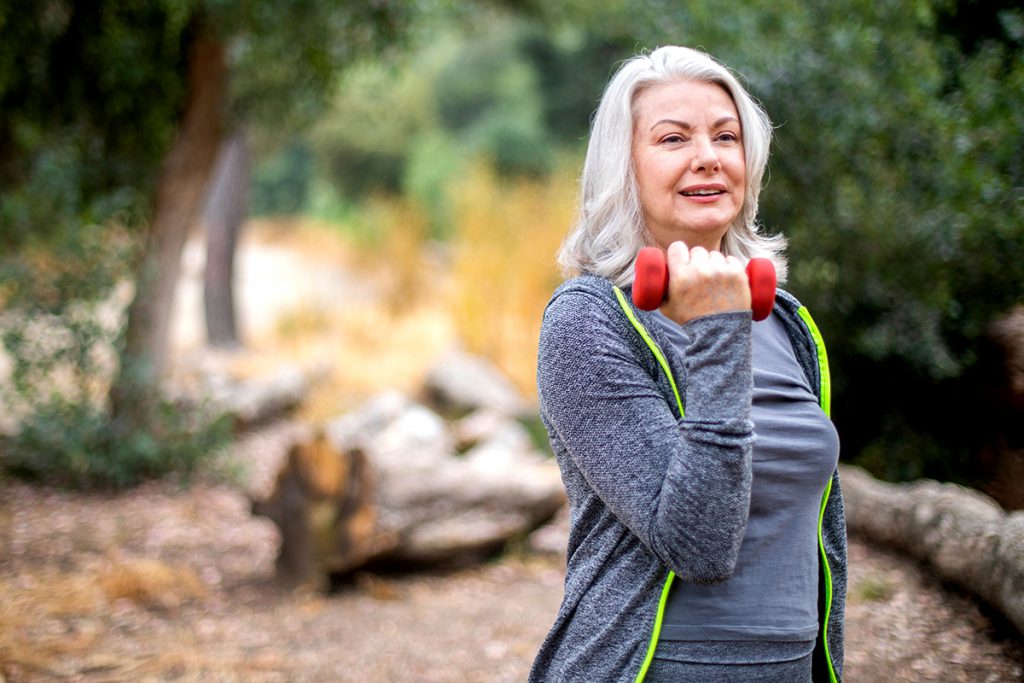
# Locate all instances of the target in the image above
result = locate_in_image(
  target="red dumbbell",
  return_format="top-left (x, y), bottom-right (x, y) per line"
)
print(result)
top-left (631, 246), bottom-right (777, 321)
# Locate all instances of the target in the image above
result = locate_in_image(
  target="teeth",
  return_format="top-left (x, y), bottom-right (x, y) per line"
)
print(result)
top-left (682, 189), bottom-right (722, 196)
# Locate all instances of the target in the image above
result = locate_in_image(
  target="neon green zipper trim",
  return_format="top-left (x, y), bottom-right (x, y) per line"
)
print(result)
top-left (817, 476), bottom-right (838, 683)
top-left (612, 287), bottom-right (684, 419)
top-left (612, 286), bottom-right (682, 683)
top-left (614, 291), bottom-right (838, 682)
top-left (796, 307), bottom-right (831, 419)
top-left (634, 572), bottom-right (676, 682)
top-left (799, 305), bottom-right (838, 683)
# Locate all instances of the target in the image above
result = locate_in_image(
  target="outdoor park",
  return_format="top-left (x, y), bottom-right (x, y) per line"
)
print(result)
top-left (1, 1), bottom-right (1023, 681)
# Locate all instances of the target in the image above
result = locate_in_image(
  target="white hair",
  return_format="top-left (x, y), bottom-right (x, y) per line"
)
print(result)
top-left (558, 46), bottom-right (787, 286)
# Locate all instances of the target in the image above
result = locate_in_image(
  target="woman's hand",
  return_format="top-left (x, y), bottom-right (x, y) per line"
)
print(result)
top-left (658, 241), bottom-right (751, 325)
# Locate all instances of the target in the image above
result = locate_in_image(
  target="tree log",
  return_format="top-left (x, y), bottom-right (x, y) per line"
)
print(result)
top-left (251, 392), bottom-right (566, 587)
top-left (840, 464), bottom-right (1024, 634)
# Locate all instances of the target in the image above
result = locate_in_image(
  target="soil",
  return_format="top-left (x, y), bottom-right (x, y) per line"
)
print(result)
top-left (3, 226), bottom-right (1022, 681)
top-left (1, 420), bottom-right (1022, 682)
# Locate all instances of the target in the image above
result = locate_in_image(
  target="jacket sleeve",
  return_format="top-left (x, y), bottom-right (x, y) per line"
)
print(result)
top-left (538, 288), bottom-right (755, 584)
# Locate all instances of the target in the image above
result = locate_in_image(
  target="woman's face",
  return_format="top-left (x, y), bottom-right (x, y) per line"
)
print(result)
top-left (631, 79), bottom-right (746, 252)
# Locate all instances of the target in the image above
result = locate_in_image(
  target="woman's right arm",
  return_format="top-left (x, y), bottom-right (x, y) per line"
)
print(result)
top-left (538, 288), bottom-right (754, 583)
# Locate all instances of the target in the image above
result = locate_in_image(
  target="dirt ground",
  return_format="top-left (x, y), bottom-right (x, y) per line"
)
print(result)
top-left (1, 419), bottom-right (1022, 682)
top-left (3, 226), bottom-right (1022, 681)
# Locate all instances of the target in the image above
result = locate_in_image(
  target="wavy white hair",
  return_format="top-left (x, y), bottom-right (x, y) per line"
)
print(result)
top-left (558, 46), bottom-right (786, 286)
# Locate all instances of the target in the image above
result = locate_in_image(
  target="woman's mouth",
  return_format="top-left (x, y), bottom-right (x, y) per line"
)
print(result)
top-left (679, 185), bottom-right (726, 197)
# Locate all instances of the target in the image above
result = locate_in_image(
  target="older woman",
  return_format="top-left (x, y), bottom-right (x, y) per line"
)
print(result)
top-left (530, 46), bottom-right (847, 682)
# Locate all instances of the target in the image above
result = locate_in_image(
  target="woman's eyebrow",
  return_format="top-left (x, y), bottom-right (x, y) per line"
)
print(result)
top-left (650, 118), bottom-right (691, 131)
top-left (649, 116), bottom-right (739, 131)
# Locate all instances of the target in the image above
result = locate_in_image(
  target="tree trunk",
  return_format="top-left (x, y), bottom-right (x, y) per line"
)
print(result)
top-left (110, 30), bottom-right (226, 431)
top-left (203, 130), bottom-right (249, 348)
top-left (841, 464), bottom-right (1024, 635)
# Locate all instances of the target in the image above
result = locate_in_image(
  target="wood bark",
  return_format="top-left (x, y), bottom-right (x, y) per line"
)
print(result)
top-left (110, 29), bottom-right (226, 429)
top-left (203, 130), bottom-right (249, 348)
top-left (840, 464), bottom-right (1024, 635)
top-left (251, 435), bottom-right (396, 590)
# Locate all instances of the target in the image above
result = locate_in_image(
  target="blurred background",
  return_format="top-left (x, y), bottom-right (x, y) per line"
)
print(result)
top-left (3, 0), bottom-right (1023, 492)
top-left (1, 0), bottom-right (1023, 679)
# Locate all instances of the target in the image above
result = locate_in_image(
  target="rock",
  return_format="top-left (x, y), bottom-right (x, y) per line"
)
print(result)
top-left (422, 350), bottom-right (530, 418)
top-left (528, 505), bottom-right (571, 556)
top-left (211, 365), bottom-right (311, 430)
top-left (325, 390), bottom-right (412, 451)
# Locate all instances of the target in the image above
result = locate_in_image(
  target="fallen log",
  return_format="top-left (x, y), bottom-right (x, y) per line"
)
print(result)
top-left (251, 392), bottom-right (566, 588)
top-left (840, 464), bottom-right (1024, 634)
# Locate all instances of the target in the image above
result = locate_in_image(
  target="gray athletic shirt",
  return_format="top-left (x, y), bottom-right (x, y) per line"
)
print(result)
top-left (651, 309), bottom-right (840, 647)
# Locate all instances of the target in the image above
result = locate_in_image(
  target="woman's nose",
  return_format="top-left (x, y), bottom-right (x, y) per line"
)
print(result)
top-left (690, 137), bottom-right (720, 173)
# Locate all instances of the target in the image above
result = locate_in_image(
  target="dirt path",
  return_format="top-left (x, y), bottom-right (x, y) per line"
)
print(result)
top-left (1, 420), bottom-right (1022, 682)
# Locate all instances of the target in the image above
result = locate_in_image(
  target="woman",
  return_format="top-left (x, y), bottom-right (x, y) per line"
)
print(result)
top-left (530, 46), bottom-right (847, 682)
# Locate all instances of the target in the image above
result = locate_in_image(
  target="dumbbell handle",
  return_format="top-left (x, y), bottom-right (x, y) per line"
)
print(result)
top-left (631, 246), bottom-right (777, 321)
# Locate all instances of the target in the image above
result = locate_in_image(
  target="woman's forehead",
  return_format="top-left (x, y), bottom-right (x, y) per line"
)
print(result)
top-left (633, 80), bottom-right (738, 124)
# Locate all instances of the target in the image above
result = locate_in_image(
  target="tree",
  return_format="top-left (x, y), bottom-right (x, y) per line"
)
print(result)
top-left (537, 0), bottom-right (1024, 483)
top-left (202, 131), bottom-right (249, 348)
top-left (110, 1), bottom-right (418, 437)
top-left (0, 0), bottom-right (416, 486)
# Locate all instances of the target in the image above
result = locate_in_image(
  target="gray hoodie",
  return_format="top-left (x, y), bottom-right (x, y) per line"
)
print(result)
top-left (530, 274), bottom-right (846, 682)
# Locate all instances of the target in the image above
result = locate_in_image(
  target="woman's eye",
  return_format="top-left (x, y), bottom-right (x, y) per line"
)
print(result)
top-left (660, 134), bottom-right (686, 144)
top-left (717, 132), bottom-right (740, 143)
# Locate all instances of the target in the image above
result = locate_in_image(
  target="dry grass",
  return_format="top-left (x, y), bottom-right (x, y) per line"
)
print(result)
top-left (217, 163), bottom-right (574, 417)
top-left (98, 555), bottom-right (207, 610)
top-left (446, 162), bottom-right (575, 398)
top-left (0, 556), bottom-right (206, 679)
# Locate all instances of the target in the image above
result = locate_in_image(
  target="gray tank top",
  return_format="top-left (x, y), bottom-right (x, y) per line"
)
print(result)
top-left (651, 309), bottom-right (840, 648)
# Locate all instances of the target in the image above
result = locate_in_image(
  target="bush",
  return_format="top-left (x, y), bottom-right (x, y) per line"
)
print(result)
top-left (1, 396), bottom-right (231, 490)
top-left (0, 225), bottom-right (231, 490)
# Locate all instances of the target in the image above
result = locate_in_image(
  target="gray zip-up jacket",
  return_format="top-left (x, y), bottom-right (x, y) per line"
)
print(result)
top-left (530, 274), bottom-right (847, 682)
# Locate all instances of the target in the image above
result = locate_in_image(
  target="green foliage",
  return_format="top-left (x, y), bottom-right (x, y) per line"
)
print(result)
top-left (0, 268), bottom-right (231, 490)
top-left (250, 142), bottom-right (314, 216)
top-left (225, 0), bottom-right (417, 131)
top-left (0, 1), bottom-right (188, 252)
top-left (741, 4), bottom-right (1024, 482)
top-left (0, 0), bottom-right (421, 490)
top-left (273, 11), bottom-right (633, 238)
top-left (403, 130), bottom-right (467, 238)
top-left (1, 394), bottom-right (232, 490)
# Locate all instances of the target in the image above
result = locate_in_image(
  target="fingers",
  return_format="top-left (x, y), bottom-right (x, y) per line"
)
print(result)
top-left (666, 240), bottom-right (690, 265)
top-left (659, 242), bottom-right (751, 324)
top-left (665, 242), bottom-right (742, 275)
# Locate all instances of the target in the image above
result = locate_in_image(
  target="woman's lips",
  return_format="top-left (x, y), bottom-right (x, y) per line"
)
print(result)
top-left (679, 185), bottom-right (727, 202)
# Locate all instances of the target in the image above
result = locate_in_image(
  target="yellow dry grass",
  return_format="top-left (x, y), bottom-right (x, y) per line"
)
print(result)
top-left (446, 162), bottom-right (575, 398)
top-left (0, 556), bottom-right (206, 679)
top-left (222, 163), bottom-right (573, 417)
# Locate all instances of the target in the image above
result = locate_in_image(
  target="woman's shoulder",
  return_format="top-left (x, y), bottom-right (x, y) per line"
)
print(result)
top-left (773, 288), bottom-right (805, 314)
top-left (540, 274), bottom-right (642, 349)
top-left (549, 273), bottom-right (617, 302)
top-left (540, 274), bottom-right (675, 368)
top-left (544, 274), bottom-right (622, 322)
